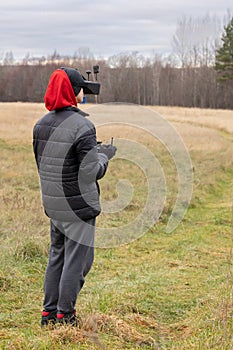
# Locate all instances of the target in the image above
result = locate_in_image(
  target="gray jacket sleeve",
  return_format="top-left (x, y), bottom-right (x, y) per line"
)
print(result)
top-left (75, 126), bottom-right (108, 182)
top-left (96, 152), bottom-right (109, 179)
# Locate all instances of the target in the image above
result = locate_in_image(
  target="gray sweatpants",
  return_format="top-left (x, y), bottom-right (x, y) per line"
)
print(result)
top-left (43, 218), bottom-right (95, 314)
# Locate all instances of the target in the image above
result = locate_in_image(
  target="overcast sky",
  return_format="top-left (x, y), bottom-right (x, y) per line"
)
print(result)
top-left (0, 0), bottom-right (232, 60)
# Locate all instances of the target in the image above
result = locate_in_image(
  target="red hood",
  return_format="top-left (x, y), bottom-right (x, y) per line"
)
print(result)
top-left (44, 69), bottom-right (77, 111)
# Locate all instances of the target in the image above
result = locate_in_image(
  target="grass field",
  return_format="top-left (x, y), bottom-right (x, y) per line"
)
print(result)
top-left (0, 102), bottom-right (233, 349)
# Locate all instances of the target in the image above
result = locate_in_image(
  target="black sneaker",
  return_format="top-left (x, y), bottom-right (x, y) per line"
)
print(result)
top-left (56, 309), bottom-right (77, 326)
top-left (41, 310), bottom-right (57, 327)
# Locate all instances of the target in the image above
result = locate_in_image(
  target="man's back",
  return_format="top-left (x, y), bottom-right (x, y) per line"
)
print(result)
top-left (33, 106), bottom-right (105, 221)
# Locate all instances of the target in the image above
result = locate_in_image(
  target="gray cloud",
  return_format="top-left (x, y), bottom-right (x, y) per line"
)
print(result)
top-left (0, 0), bottom-right (232, 59)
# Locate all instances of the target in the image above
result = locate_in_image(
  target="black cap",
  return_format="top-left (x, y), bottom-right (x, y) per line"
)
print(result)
top-left (61, 67), bottom-right (100, 96)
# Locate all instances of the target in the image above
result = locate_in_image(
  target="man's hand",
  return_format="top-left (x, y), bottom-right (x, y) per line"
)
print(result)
top-left (97, 144), bottom-right (117, 160)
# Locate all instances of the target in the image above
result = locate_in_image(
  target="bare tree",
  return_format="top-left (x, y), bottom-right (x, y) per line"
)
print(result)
top-left (172, 14), bottom-right (222, 67)
top-left (172, 15), bottom-right (193, 67)
top-left (3, 51), bottom-right (14, 65)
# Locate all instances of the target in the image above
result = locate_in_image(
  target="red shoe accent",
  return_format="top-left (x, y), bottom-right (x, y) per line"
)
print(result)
top-left (42, 311), bottom-right (50, 317)
top-left (56, 313), bottom-right (65, 319)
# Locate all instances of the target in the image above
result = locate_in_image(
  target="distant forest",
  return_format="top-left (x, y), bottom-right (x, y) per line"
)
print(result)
top-left (0, 55), bottom-right (232, 109)
top-left (1, 14), bottom-right (233, 109)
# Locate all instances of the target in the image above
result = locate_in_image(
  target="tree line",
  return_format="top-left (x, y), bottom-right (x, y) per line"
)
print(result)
top-left (0, 14), bottom-right (232, 109)
top-left (0, 57), bottom-right (231, 109)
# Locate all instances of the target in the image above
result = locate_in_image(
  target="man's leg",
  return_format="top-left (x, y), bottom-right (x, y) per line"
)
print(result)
top-left (43, 221), bottom-right (65, 312)
top-left (56, 218), bottom-right (95, 315)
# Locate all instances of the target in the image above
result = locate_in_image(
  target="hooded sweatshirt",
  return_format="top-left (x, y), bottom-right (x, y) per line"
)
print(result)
top-left (44, 69), bottom-right (77, 111)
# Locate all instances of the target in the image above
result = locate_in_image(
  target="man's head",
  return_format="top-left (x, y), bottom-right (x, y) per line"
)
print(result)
top-left (44, 67), bottom-right (100, 111)
top-left (61, 67), bottom-right (84, 96)
top-left (61, 67), bottom-right (100, 96)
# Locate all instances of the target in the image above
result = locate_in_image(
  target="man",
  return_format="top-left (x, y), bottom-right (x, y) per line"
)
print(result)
top-left (33, 67), bottom-right (116, 326)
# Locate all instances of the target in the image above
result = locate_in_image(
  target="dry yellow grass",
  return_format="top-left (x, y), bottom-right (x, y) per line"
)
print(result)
top-left (0, 102), bottom-right (233, 349)
top-left (0, 102), bottom-right (232, 143)
top-left (1, 102), bottom-right (232, 198)
top-left (150, 106), bottom-right (233, 134)
top-left (1, 102), bottom-right (231, 210)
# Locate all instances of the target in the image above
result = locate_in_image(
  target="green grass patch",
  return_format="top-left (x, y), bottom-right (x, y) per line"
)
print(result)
top-left (0, 132), bottom-right (233, 349)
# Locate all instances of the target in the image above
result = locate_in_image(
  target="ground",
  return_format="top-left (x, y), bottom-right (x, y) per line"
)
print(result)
top-left (0, 103), bottom-right (232, 349)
